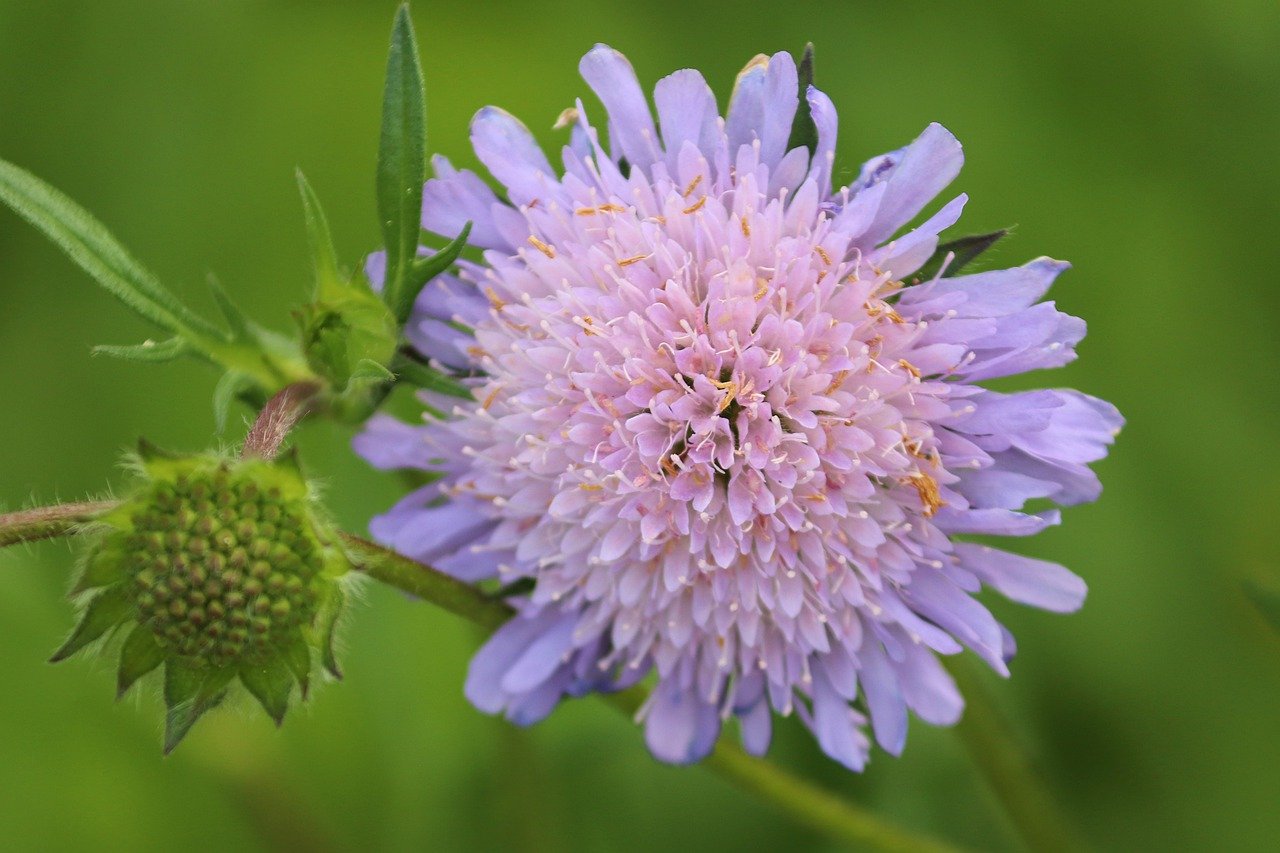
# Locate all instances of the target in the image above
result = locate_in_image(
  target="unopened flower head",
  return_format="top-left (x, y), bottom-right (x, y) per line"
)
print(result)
top-left (357, 47), bottom-right (1122, 769)
top-left (55, 443), bottom-right (349, 751)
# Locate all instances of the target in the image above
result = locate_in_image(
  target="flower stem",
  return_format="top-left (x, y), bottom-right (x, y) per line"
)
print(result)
top-left (0, 501), bottom-right (109, 547)
top-left (945, 657), bottom-right (1088, 852)
top-left (2, 500), bottom-right (961, 853)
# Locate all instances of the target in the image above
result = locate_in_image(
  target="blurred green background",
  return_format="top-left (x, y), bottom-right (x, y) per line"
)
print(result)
top-left (2, 1), bottom-right (1278, 850)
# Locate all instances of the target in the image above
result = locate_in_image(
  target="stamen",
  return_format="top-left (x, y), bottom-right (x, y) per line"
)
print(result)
top-left (527, 235), bottom-right (556, 258)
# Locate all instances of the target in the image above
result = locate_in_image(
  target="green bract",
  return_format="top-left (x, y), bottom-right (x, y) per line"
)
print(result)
top-left (53, 443), bottom-right (351, 753)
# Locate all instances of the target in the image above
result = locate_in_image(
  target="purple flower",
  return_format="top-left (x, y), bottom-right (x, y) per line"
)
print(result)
top-left (355, 47), bottom-right (1121, 769)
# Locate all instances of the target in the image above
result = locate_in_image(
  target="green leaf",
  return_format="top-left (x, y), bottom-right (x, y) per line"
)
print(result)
top-left (350, 358), bottom-right (396, 385)
top-left (93, 337), bottom-right (189, 363)
top-left (212, 371), bottom-right (254, 434)
top-left (399, 222), bottom-right (472, 318)
top-left (317, 584), bottom-right (345, 680)
top-left (116, 625), bottom-right (165, 698)
top-left (163, 663), bottom-right (233, 754)
top-left (915, 229), bottom-right (1009, 282)
top-left (70, 544), bottom-right (127, 595)
top-left (296, 170), bottom-right (342, 296)
top-left (283, 640), bottom-right (312, 700)
top-left (0, 158), bottom-right (223, 341)
top-left (787, 43), bottom-right (817, 153)
top-left (393, 357), bottom-right (474, 400)
top-left (240, 657), bottom-right (296, 726)
top-left (49, 585), bottom-right (131, 662)
top-left (206, 274), bottom-right (251, 343)
top-left (377, 5), bottom-right (427, 326)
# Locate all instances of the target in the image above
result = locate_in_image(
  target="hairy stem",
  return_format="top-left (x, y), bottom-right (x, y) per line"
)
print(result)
top-left (241, 381), bottom-right (323, 460)
top-left (946, 657), bottom-right (1088, 852)
top-left (3, 500), bottom-right (960, 852)
top-left (0, 501), bottom-right (109, 547)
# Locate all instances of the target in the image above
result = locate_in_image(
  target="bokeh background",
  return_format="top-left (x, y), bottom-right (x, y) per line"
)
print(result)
top-left (2, 1), bottom-right (1278, 850)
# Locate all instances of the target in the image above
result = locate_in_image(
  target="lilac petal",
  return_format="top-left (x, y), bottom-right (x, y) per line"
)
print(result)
top-left (370, 497), bottom-right (495, 565)
top-left (934, 507), bottom-right (1061, 536)
top-left (861, 123), bottom-right (964, 246)
top-left (805, 85), bottom-right (838, 193)
top-left (871, 194), bottom-right (967, 279)
top-left (653, 69), bottom-right (720, 170)
top-left (353, 414), bottom-right (429, 471)
top-left (501, 611), bottom-right (579, 694)
top-left (858, 640), bottom-right (908, 755)
top-left (1012, 390), bottom-right (1124, 465)
top-left (466, 611), bottom-right (561, 713)
top-left (956, 543), bottom-right (1087, 613)
top-left (470, 106), bottom-right (556, 205)
top-left (644, 678), bottom-right (721, 764)
top-left (422, 156), bottom-right (514, 251)
top-left (897, 641), bottom-right (963, 726)
top-left (738, 699), bottom-right (773, 756)
top-left (810, 665), bottom-right (870, 770)
top-left (579, 45), bottom-right (660, 169)
top-left (901, 257), bottom-right (1069, 318)
top-left (903, 571), bottom-right (1008, 675)
top-left (725, 52), bottom-right (798, 169)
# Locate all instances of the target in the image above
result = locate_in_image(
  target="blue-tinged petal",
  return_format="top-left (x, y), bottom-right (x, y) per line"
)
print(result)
top-left (860, 123), bottom-right (964, 246)
top-left (738, 699), bottom-right (772, 756)
top-left (653, 69), bottom-right (720, 170)
top-left (858, 640), bottom-right (908, 755)
top-left (869, 194), bottom-right (967, 279)
top-left (353, 414), bottom-right (429, 471)
top-left (805, 85), bottom-right (838, 194)
top-left (809, 665), bottom-right (870, 770)
top-left (934, 507), bottom-right (1061, 536)
top-left (955, 543), bottom-right (1087, 613)
top-left (903, 571), bottom-right (1009, 675)
top-left (900, 257), bottom-right (1069, 318)
top-left (501, 611), bottom-right (579, 693)
top-left (422, 156), bottom-right (514, 250)
top-left (369, 495), bottom-right (496, 565)
top-left (725, 52), bottom-right (798, 170)
top-left (466, 610), bottom-right (562, 713)
top-left (579, 45), bottom-right (660, 169)
top-left (896, 641), bottom-right (963, 726)
top-left (470, 106), bottom-right (556, 205)
top-left (643, 678), bottom-right (721, 764)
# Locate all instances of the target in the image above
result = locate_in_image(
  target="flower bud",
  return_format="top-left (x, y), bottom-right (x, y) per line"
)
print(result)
top-left (53, 441), bottom-right (350, 752)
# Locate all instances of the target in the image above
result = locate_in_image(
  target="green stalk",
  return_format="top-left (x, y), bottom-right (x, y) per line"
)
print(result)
top-left (946, 657), bottom-right (1089, 852)
top-left (2, 499), bottom-right (958, 852)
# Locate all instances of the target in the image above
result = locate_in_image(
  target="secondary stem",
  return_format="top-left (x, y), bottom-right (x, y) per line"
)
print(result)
top-left (1, 499), bottom-right (958, 852)
top-left (946, 657), bottom-right (1089, 852)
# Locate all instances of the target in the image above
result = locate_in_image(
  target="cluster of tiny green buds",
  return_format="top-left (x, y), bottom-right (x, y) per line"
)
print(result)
top-left (53, 441), bottom-right (351, 752)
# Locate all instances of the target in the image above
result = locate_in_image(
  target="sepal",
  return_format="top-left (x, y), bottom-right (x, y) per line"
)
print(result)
top-left (915, 229), bottom-right (1009, 281)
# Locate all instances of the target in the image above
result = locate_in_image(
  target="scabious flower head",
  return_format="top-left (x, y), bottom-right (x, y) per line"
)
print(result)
top-left (357, 47), bottom-right (1122, 769)
top-left (56, 443), bottom-right (349, 751)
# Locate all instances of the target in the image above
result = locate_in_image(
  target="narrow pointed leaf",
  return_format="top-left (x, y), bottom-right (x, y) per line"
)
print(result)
top-left (0, 158), bottom-right (223, 340)
top-left (240, 657), bottom-right (295, 726)
top-left (915, 229), bottom-right (1009, 282)
top-left (787, 43), bottom-right (817, 152)
top-left (284, 640), bottom-right (312, 700)
top-left (136, 436), bottom-right (180, 462)
top-left (350, 358), bottom-right (396, 384)
top-left (93, 337), bottom-right (189, 363)
top-left (116, 624), bottom-right (165, 698)
top-left (393, 357), bottom-right (474, 399)
top-left (296, 170), bottom-right (342, 294)
top-left (318, 584), bottom-right (345, 679)
top-left (207, 274), bottom-right (251, 342)
top-left (398, 222), bottom-right (472, 319)
top-left (377, 5), bottom-right (427, 326)
top-left (49, 585), bottom-right (131, 662)
top-left (212, 371), bottom-right (254, 434)
top-left (71, 545), bottom-right (127, 595)
top-left (163, 664), bottom-right (232, 754)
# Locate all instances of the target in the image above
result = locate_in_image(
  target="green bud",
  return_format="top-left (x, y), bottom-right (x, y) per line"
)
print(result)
top-left (54, 442), bottom-right (352, 752)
